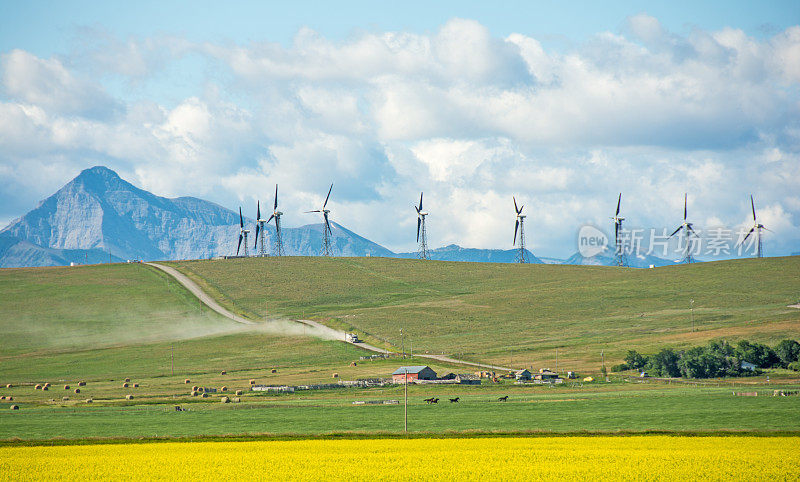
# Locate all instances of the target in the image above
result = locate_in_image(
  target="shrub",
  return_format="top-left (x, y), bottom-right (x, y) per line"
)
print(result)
top-left (788, 361), bottom-right (800, 372)
top-left (775, 340), bottom-right (800, 367)
top-left (611, 364), bottom-right (628, 372)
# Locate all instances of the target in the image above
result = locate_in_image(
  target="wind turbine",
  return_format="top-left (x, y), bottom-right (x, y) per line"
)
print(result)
top-left (669, 193), bottom-right (696, 263)
top-left (254, 201), bottom-right (267, 257)
top-left (236, 207), bottom-right (250, 257)
top-left (266, 184), bottom-right (284, 256)
top-left (415, 192), bottom-right (429, 260)
top-left (612, 193), bottom-right (627, 267)
top-left (513, 196), bottom-right (527, 263)
top-left (739, 195), bottom-right (769, 258)
top-left (307, 184), bottom-right (334, 256)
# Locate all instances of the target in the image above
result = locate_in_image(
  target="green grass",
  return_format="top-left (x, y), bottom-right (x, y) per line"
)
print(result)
top-left (170, 256), bottom-right (800, 370)
top-left (1, 383), bottom-right (799, 441)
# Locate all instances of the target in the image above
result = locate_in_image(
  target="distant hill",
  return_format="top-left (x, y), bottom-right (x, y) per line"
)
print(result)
top-left (0, 166), bottom-right (393, 267)
top-left (563, 251), bottom-right (677, 268)
top-left (395, 244), bottom-right (543, 264)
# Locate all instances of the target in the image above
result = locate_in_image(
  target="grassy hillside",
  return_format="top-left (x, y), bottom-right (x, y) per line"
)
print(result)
top-left (0, 263), bottom-right (375, 384)
top-left (171, 256), bottom-right (800, 370)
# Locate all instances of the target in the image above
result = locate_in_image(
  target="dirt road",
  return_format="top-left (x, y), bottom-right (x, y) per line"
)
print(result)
top-left (147, 262), bottom-right (512, 372)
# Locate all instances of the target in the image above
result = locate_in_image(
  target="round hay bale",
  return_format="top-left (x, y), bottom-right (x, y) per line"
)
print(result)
top-left (78, 381), bottom-right (86, 386)
top-left (191, 391), bottom-right (198, 396)
top-left (233, 397), bottom-right (240, 403)
top-left (62, 397), bottom-right (69, 401)
top-left (133, 383), bottom-right (139, 388)
top-left (42, 386), bottom-right (48, 391)
top-left (85, 399), bottom-right (93, 403)
top-left (34, 384), bottom-right (42, 390)
top-left (7, 397), bottom-right (13, 401)
top-left (332, 373), bottom-right (339, 378)
top-left (122, 382), bottom-right (129, 388)
top-left (5, 384), bottom-right (11, 388)
top-left (201, 393), bottom-right (208, 398)
top-left (350, 362), bottom-right (357, 367)
top-left (220, 370), bottom-right (226, 375)
top-left (249, 379), bottom-right (255, 385)
top-left (192, 385), bottom-right (198, 391)
top-left (235, 390), bottom-right (243, 396)
top-left (63, 385), bottom-right (70, 390)
top-left (125, 394), bottom-right (133, 400)
top-left (220, 396), bottom-right (229, 403)
top-left (10, 405), bottom-right (18, 410)
top-left (271, 369), bottom-right (277, 373)
top-left (184, 379), bottom-right (190, 384)
top-left (124, 378), bottom-right (131, 383)
top-left (43, 382), bottom-right (50, 388)
top-left (0, 396), bottom-right (4, 400)
top-left (220, 386), bottom-right (227, 392)
top-left (74, 388), bottom-right (80, 394)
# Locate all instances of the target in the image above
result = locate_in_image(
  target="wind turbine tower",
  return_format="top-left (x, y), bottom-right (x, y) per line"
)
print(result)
top-left (513, 197), bottom-right (527, 263)
top-left (267, 184), bottom-right (284, 256)
top-left (612, 193), bottom-right (627, 267)
top-left (415, 192), bottom-right (429, 260)
top-left (308, 184), bottom-right (334, 256)
top-left (669, 193), bottom-right (696, 263)
top-left (236, 207), bottom-right (250, 257)
top-left (740, 195), bottom-right (769, 258)
top-left (254, 201), bottom-right (267, 256)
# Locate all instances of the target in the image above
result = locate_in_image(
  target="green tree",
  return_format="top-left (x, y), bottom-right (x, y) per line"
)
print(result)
top-left (774, 339), bottom-right (800, 368)
top-left (624, 350), bottom-right (647, 370)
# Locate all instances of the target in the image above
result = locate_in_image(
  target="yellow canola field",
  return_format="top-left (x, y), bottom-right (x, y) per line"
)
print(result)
top-left (2, 436), bottom-right (799, 481)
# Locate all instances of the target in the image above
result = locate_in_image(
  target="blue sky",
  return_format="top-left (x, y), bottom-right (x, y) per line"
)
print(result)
top-left (0, 1), bottom-right (799, 257)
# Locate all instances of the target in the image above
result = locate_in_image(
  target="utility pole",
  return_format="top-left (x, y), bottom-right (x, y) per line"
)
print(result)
top-left (401, 329), bottom-right (405, 359)
top-left (404, 367), bottom-right (408, 433)
top-left (690, 299), bottom-right (695, 332)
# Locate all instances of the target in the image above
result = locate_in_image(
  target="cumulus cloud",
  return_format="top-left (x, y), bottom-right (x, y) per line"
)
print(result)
top-left (1, 16), bottom-right (799, 256)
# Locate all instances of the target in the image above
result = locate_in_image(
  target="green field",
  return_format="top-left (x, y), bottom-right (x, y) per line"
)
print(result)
top-left (171, 256), bottom-right (800, 370)
top-left (1, 257), bottom-right (799, 442)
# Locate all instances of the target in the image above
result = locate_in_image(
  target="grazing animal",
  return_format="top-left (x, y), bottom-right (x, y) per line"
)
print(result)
top-left (174, 406), bottom-right (183, 412)
top-left (431, 398), bottom-right (439, 404)
top-left (423, 397), bottom-right (435, 404)
top-left (498, 396), bottom-right (509, 402)
top-left (449, 397), bottom-right (460, 403)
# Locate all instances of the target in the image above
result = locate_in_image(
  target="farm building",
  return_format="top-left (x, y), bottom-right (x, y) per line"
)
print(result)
top-left (455, 374), bottom-right (481, 385)
top-left (534, 369), bottom-right (559, 381)
top-left (514, 369), bottom-right (532, 380)
top-left (392, 366), bottom-right (437, 383)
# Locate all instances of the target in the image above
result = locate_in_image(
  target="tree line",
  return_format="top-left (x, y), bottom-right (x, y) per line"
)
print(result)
top-left (612, 339), bottom-right (800, 379)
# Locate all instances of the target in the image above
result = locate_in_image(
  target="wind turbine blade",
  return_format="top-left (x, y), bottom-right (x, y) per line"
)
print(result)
top-left (323, 183), bottom-right (333, 209)
top-left (751, 195), bottom-right (756, 221)
top-left (740, 227), bottom-right (755, 245)
top-left (417, 217), bottom-right (421, 242)
top-left (761, 226), bottom-right (772, 233)
top-left (254, 223), bottom-right (259, 249)
top-left (306, 210), bottom-right (321, 213)
top-left (256, 200), bottom-right (261, 220)
top-left (275, 184), bottom-right (279, 210)
top-left (239, 207), bottom-right (244, 228)
top-left (514, 196), bottom-right (519, 214)
top-left (684, 193), bottom-right (687, 220)
top-left (687, 224), bottom-right (697, 236)
top-left (514, 219), bottom-right (519, 246)
top-left (419, 192), bottom-right (423, 212)
top-left (237, 234), bottom-right (242, 256)
top-left (267, 214), bottom-right (275, 224)
top-left (669, 226), bottom-right (682, 238)
top-left (616, 193), bottom-right (621, 216)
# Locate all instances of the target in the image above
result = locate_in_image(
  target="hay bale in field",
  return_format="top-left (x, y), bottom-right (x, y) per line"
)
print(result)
top-left (184, 379), bottom-right (190, 384)
top-left (63, 385), bottom-right (70, 390)
top-left (62, 397), bottom-right (69, 401)
top-left (232, 397), bottom-right (240, 403)
top-left (74, 388), bottom-right (80, 394)
top-left (43, 382), bottom-right (50, 388)
top-left (191, 391), bottom-right (198, 396)
top-left (235, 390), bottom-right (243, 396)
top-left (220, 386), bottom-right (227, 392)
top-left (201, 393), bottom-right (208, 398)
top-left (7, 397), bottom-right (13, 401)
top-left (34, 384), bottom-right (41, 390)
top-left (350, 362), bottom-right (357, 367)
top-left (332, 373), bottom-right (339, 378)
top-left (85, 399), bottom-right (93, 403)
top-left (5, 384), bottom-right (11, 388)
top-left (42, 386), bottom-right (48, 391)
top-left (220, 396), bottom-right (229, 403)
top-left (271, 369), bottom-right (277, 373)
top-left (10, 405), bottom-right (18, 410)
top-left (220, 370), bottom-right (226, 375)
top-left (124, 378), bottom-right (130, 383)
top-left (192, 385), bottom-right (199, 391)
top-left (249, 379), bottom-right (256, 385)
top-left (78, 381), bottom-right (86, 386)
top-left (122, 382), bottom-right (129, 388)
top-left (133, 383), bottom-right (138, 388)
top-left (125, 394), bottom-right (133, 400)
top-left (0, 396), bottom-right (4, 400)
